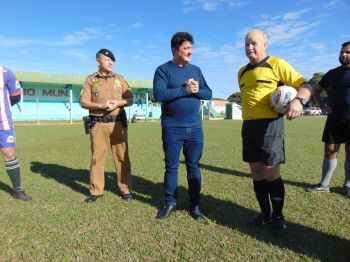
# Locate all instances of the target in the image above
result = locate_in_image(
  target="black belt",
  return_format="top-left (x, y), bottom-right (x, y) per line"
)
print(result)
top-left (91, 114), bottom-right (122, 123)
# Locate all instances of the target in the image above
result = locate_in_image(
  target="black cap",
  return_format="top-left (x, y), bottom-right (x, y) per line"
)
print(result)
top-left (342, 41), bottom-right (350, 47)
top-left (96, 48), bottom-right (115, 62)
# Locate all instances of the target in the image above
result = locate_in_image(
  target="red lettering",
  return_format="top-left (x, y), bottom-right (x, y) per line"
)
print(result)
top-left (42, 89), bottom-right (69, 97)
top-left (42, 89), bottom-right (53, 96)
top-left (59, 90), bottom-right (69, 97)
top-left (23, 88), bottom-right (35, 96)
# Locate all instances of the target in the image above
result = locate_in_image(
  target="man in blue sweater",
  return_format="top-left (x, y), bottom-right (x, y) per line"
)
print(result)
top-left (153, 32), bottom-right (212, 220)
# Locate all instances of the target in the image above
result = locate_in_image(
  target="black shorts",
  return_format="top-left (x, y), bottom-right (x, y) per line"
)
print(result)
top-left (242, 117), bottom-right (285, 166)
top-left (322, 117), bottom-right (350, 144)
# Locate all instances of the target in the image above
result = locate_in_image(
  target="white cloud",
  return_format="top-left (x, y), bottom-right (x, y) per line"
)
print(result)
top-left (311, 43), bottom-right (325, 50)
top-left (203, 1), bottom-right (218, 11)
top-left (322, 0), bottom-right (350, 8)
top-left (146, 44), bottom-right (157, 49)
top-left (130, 22), bottom-right (144, 29)
top-left (195, 43), bottom-right (243, 66)
top-left (56, 28), bottom-right (104, 45)
top-left (296, 52), bottom-right (339, 78)
top-left (323, 0), bottom-right (340, 7)
top-left (310, 52), bottom-right (338, 63)
top-left (182, 0), bottom-right (250, 12)
top-left (0, 36), bottom-right (37, 48)
top-left (258, 8), bottom-right (309, 22)
top-left (282, 9), bottom-right (309, 20)
top-left (232, 9), bottom-right (339, 81)
top-left (252, 10), bottom-right (321, 46)
top-left (60, 49), bottom-right (88, 60)
top-left (195, 46), bottom-right (218, 59)
top-left (266, 21), bottom-right (320, 45)
top-left (0, 27), bottom-right (105, 48)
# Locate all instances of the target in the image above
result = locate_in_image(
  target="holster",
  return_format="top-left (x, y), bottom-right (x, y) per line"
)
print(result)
top-left (83, 116), bottom-right (95, 134)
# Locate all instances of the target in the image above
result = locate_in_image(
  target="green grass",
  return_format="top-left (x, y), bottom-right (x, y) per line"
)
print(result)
top-left (0, 117), bottom-right (349, 261)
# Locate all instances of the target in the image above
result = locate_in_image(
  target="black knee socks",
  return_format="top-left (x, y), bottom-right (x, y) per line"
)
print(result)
top-left (253, 179), bottom-right (271, 216)
top-left (267, 177), bottom-right (285, 218)
top-left (5, 158), bottom-right (22, 191)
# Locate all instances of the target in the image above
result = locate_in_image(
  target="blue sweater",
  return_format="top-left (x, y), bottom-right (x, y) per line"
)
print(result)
top-left (153, 61), bottom-right (212, 127)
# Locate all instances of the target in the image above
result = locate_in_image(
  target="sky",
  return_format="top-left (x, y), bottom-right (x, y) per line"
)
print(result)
top-left (2, 0), bottom-right (349, 99)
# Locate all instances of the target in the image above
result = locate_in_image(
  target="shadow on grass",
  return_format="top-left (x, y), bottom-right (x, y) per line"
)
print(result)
top-left (30, 161), bottom-right (349, 261)
top-left (0, 181), bottom-right (14, 195)
top-left (132, 173), bottom-right (349, 262)
top-left (330, 186), bottom-right (347, 197)
top-left (30, 161), bottom-right (121, 196)
top-left (195, 161), bottom-right (312, 189)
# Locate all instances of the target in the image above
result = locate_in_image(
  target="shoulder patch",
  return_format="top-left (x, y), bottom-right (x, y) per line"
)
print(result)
top-left (90, 72), bottom-right (99, 77)
top-left (116, 74), bottom-right (126, 80)
top-left (80, 83), bottom-right (89, 95)
top-left (125, 80), bottom-right (131, 91)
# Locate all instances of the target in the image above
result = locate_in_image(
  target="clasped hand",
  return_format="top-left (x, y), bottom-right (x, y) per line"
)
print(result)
top-left (185, 78), bottom-right (199, 94)
top-left (103, 100), bottom-right (120, 111)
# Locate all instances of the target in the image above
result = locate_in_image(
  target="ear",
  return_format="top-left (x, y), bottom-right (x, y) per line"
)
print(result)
top-left (171, 47), bottom-right (177, 56)
top-left (96, 59), bottom-right (100, 66)
top-left (263, 41), bottom-right (269, 50)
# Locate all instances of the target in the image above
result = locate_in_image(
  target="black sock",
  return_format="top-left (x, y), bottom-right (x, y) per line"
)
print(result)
top-left (267, 177), bottom-right (285, 218)
top-left (5, 158), bottom-right (22, 191)
top-left (253, 179), bottom-right (271, 216)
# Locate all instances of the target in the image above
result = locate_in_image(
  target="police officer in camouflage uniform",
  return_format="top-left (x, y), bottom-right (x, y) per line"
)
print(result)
top-left (80, 49), bottom-right (133, 203)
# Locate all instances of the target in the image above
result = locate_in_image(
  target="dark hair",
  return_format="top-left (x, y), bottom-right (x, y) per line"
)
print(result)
top-left (342, 41), bottom-right (350, 47)
top-left (171, 32), bottom-right (194, 50)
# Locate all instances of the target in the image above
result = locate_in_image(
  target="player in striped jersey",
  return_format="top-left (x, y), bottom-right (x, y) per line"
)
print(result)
top-left (0, 66), bottom-right (31, 201)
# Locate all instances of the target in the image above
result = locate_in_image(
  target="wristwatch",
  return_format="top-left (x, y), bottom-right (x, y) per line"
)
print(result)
top-left (293, 97), bottom-right (307, 106)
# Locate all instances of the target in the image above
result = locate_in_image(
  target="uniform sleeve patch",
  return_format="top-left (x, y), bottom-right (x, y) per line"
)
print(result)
top-left (15, 80), bottom-right (21, 89)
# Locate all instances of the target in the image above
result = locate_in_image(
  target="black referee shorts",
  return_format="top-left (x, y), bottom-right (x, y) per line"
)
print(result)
top-left (242, 117), bottom-right (285, 166)
top-left (322, 117), bottom-right (350, 144)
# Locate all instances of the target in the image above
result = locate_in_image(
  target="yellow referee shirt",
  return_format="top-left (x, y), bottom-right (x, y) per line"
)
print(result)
top-left (238, 56), bottom-right (306, 120)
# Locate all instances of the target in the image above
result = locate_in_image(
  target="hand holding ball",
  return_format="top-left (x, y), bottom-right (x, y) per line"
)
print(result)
top-left (270, 86), bottom-right (297, 114)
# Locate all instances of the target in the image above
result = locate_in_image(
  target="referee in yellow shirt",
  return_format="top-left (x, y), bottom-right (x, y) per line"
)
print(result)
top-left (238, 29), bottom-right (312, 236)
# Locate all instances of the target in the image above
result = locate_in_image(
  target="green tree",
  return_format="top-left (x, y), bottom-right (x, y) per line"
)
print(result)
top-left (227, 92), bottom-right (242, 104)
top-left (308, 72), bottom-right (328, 106)
top-left (309, 72), bottom-right (324, 87)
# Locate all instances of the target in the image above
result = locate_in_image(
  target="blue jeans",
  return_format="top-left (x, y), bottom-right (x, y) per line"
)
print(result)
top-left (162, 126), bottom-right (204, 206)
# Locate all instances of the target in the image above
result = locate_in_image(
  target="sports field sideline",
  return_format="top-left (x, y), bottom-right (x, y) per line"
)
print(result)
top-left (0, 118), bottom-right (349, 261)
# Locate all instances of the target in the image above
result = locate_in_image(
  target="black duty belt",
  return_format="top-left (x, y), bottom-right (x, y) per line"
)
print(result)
top-left (91, 114), bottom-right (122, 123)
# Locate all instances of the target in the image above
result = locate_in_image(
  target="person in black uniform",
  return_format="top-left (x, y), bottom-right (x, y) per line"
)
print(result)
top-left (308, 41), bottom-right (350, 199)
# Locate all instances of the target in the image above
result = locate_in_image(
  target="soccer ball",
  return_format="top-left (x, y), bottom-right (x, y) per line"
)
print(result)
top-left (270, 86), bottom-right (297, 114)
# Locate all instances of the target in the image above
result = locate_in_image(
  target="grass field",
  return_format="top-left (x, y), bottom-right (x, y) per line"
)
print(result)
top-left (0, 118), bottom-right (349, 261)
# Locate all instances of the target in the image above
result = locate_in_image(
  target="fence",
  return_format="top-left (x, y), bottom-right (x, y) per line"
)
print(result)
top-left (13, 100), bottom-right (163, 123)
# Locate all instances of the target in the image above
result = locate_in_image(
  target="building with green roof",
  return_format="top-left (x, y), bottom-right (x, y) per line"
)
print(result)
top-left (12, 71), bottom-right (160, 121)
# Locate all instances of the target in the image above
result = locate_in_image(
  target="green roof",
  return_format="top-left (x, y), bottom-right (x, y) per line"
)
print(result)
top-left (13, 70), bottom-right (152, 90)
